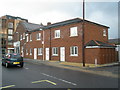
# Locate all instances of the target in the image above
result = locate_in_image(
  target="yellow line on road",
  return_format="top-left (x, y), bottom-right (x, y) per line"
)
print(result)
top-left (1, 85), bottom-right (15, 89)
top-left (45, 80), bottom-right (57, 85)
top-left (32, 80), bottom-right (57, 85)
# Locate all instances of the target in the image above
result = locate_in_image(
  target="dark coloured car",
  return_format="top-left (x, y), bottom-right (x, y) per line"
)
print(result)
top-left (2, 53), bottom-right (24, 68)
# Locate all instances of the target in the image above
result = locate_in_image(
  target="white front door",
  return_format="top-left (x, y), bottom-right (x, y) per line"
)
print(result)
top-left (60, 47), bottom-right (65, 62)
top-left (34, 48), bottom-right (37, 59)
top-left (46, 48), bottom-right (49, 60)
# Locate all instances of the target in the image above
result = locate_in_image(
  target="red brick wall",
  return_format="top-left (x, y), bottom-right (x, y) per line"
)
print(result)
top-left (85, 48), bottom-right (117, 64)
top-left (84, 22), bottom-right (108, 44)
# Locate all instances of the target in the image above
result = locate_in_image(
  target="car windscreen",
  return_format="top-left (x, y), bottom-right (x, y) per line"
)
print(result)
top-left (10, 54), bottom-right (21, 58)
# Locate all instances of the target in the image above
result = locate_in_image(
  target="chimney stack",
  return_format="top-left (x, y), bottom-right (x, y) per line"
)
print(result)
top-left (47, 22), bottom-right (51, 25)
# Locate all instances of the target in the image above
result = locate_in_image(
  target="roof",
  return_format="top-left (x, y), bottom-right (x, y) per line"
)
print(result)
top-left (42, 18), bottom-right (109, 30)
top-left (85, 40), bottom-right (116, 48)
top-left (108, 38), bottom-right (120, 45)
top-left (21, 22), bottom-right (43, 31)
top-left (5, 15), bottom-right (28, 22)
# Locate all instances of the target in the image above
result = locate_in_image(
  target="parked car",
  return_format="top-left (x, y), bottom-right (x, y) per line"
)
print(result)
top-left (2, 53), bottom-right (24, 68)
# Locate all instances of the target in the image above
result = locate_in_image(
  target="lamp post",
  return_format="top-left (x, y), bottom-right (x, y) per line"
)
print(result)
top-left (82, 0), bottom-right (85, 67)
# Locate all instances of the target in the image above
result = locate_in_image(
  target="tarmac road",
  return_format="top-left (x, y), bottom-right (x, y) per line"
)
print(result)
top-left (2, 61), bottom-right (118, 89)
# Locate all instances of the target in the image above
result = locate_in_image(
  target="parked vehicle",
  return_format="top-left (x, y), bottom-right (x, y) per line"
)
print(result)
top-left (2, 53), bottom-right (24, 68)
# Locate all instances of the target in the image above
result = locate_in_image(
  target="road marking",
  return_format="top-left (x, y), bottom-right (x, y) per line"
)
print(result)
top-left (32, 80), bottom-right (57, 85)
top-left (24, 67), bottom-right (29, 69)
top-left (25, 68), bottom-right (29, 69)
top-left (1, 85), bottom-right (15, 89)
top-left (41, 73), bottom-right (77, 86)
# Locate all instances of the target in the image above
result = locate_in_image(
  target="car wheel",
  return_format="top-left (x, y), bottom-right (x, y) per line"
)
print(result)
top-left (2, 63), bottom-right (5, 66)
top-left (20, 64), bottom-right (23, 68)
top-left (5, 63), bottom-right (9, 68)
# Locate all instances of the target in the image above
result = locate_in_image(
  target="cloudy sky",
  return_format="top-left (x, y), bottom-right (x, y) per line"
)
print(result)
top-left (0, 0), bottom-right (119, 39)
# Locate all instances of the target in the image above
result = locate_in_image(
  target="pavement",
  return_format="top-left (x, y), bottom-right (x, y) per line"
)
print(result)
top-left (24, 58), bottom-right (120, 78)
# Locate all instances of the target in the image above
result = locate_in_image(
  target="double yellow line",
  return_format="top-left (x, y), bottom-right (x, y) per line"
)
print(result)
top-left (1, 85), bottom-right (15, 89)
top-left (32, 80), bottom-right (57, 85)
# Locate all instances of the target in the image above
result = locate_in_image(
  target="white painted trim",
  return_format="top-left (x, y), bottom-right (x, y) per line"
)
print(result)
top-left (8, 48), bottom-right (14, 49)
top-left (86, 46), bottom-right (115, 48)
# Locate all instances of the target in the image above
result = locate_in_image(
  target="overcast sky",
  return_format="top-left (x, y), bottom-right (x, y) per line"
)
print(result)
top-left (0, 0), bottom-right (119, 39)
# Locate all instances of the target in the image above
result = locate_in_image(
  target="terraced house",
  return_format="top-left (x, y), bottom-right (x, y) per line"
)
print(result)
top-left (13, 18), bottom-right (117, 64)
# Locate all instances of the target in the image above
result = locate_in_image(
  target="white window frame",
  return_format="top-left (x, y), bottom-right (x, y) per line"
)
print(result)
top-left (36, 33), bottom-right (41, 40)
top-left (55, 30), bottom-right (60, 38)
top-left (52, 47), bottom-right (58, 56)
top-left (26, 49), bottom-right (28, 55)
top-left (30, 34), bottom-right (32, 41)
top-left (103, 29), bottom-right (107, 36)
top-left (38, 48), bottom-right (43, 55)
top-left (23, 33), bottom-right (25, 39)
top-left (8, 22), bottom-right (13, 28)
top-left (70, 46), bottom-right (78, 56)
top-left (30, 48), bottom-right (32, 55)
top-left (26, 35), bottom-right (29, 42)
top-left (8, 29), bottom-right (13, 35)
top-left (70, 27), bottom-right (78, 37)
top-left (20, 35), bottom-right (22, 40)
top-left (8, 36), bottom-right (13, 40)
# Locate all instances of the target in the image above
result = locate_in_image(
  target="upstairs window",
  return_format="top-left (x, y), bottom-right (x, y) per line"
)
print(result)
top-left (26, 35), bottom-right (29, 42)
top-left (70, 46), bottom-right (78, 56)
top-left (55, 30), bottom-right (60, 38)
top-left (36, 33), bottom-right (41, 40)
top-left (70, 27), bottom-right (78, 37)
top-left (8, 22), bottom-right (13, 28)
top-left (23, 33), bottom-right (25, 39)
top-left (52, 47), bottom-right (58, 56)
top-left (38, 48), bottom-right (43, 55)
top-left (20, 35), bottom-right (22, 40)
top-left (30, 34), bottom-right (32, 41)
top-left (103, 29), bottom-right (107, 36)
top-left (8, 36), bottom-right (13, 41)
top-left (8, 29), bottom-right (13, 35)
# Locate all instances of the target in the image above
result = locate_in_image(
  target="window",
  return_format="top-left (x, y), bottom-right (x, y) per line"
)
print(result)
top-left (38, 48), bottom-right (43, 55)
top-left (70, 46), bottom-right (78, 56)
top-left (20, 35), bottom-right (22, 40)
top-left (36, 33), bottom-right (41, 40)
top-left (26, 49), bottom-right (28, 55)
top-left (8, 36), bottom-right (13, 41)
top-left (26, 35), bottom-right (29, 42)
top-left (8, 42), bottom-right (13, 45)
top-left (103, 29), bottom-right (107, 36)
top-left (52, 47), bottom-right (58, 56)
top-left (55, 30), bottom-right (60, 38)
top-left (70, 27), bottom-right (78, 37)
top-left (30, 49), bottom-right (32, 55)
top-left (30, 34), bottom-right (32, 41)
top-left (8, 22), bottom-right (13, 28)
top-left (8, 29), bottom-right (13, 35)
top-left (23, 33), bottom-right (25, 39)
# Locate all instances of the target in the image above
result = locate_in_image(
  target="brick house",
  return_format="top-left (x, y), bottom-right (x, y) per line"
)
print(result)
top-left (0, 15), bottom-right (28, 56)
top-left (13, 22), bottom-right (43, 57)
top-left (14, 18), bottom-right (117, 64)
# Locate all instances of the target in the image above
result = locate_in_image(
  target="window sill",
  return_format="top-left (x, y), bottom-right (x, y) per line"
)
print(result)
top-left (38, 54), bottom-right (42, 56)
top-left (37, 39), bottom-right (41, 41)
top-left (70, 35), bottom-right (78, 37)
top-left (52, 54), bottom-right (58, 56)
top-left (54, 37), bottom-right (60, 39)
top-left (70, 55), bottom-right (78, 56)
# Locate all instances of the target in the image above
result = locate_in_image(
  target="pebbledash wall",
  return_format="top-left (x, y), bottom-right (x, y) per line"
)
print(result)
top-left (14, 18), bottom-right (117, 64)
